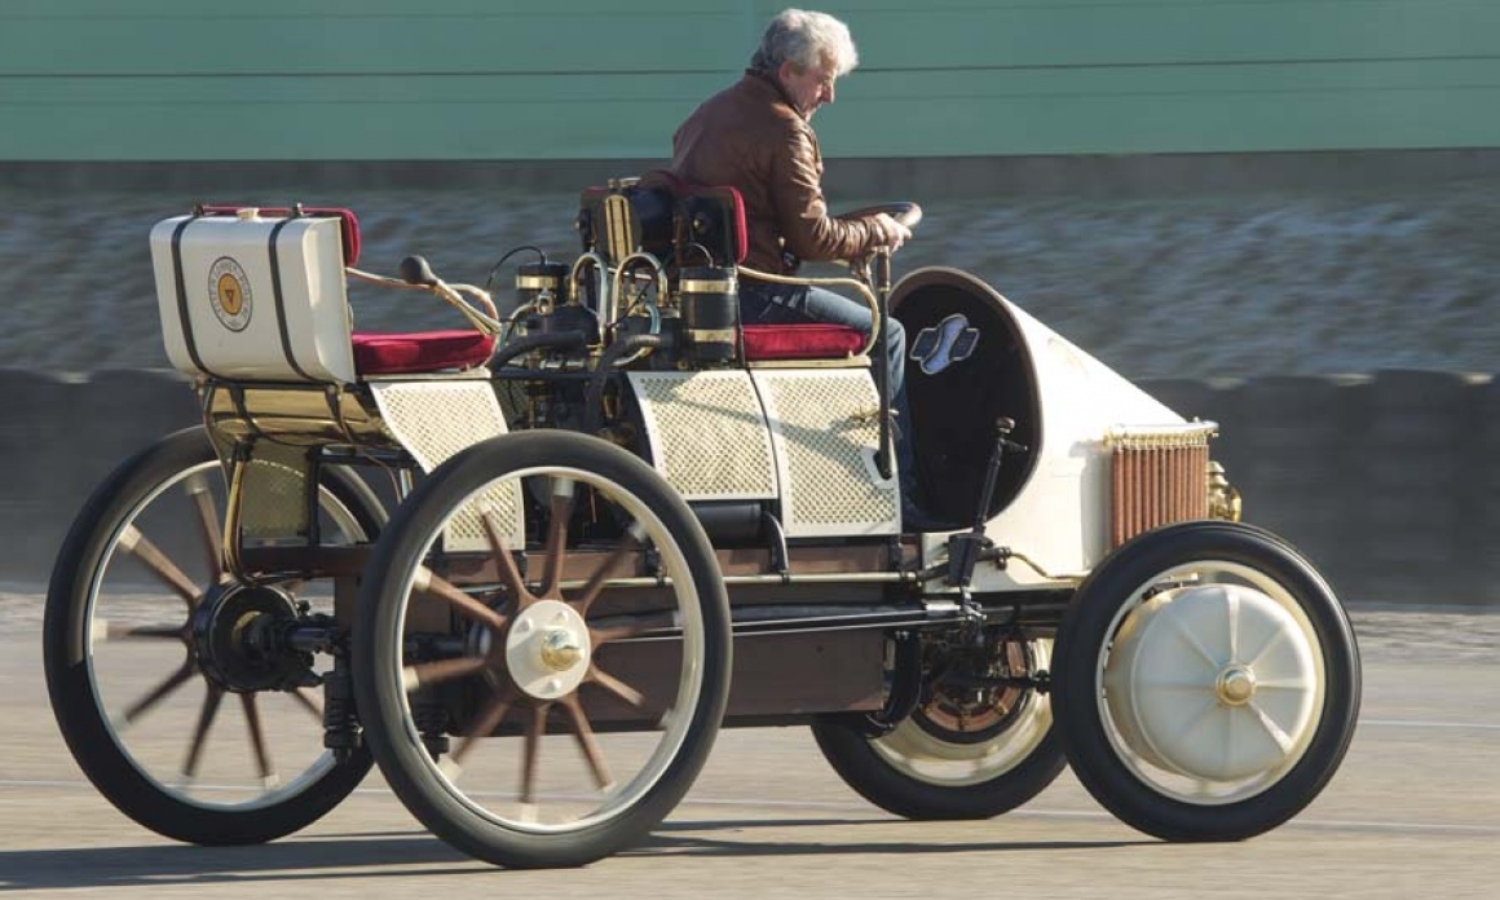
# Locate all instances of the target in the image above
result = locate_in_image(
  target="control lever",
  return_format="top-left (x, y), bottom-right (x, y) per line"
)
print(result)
top-left (399, 255), bottom-right (438, 287)
top-left (945, 417), bottom-right (1028, 589)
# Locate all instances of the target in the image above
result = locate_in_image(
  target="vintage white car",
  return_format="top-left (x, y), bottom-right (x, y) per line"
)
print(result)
top-left (43, 177), bottom-right (1360, 868)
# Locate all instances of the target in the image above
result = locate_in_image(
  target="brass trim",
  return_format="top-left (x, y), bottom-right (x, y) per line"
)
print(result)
top-left (223, 451), bottom-right (249, 580)
top-left (1104, 421), bottom-right (1218, 450)
top-left (746, 356), bottom-right (871, 370)
top-left (515, 275), bottom-right (562, 290)
top-left (604, 193), bottom-right (635, 263)
top-left (204, 382), bottom-right (392, 446)
top-left (687, 327), bottom-right (738, 343)
top-left (681, 278), bottom-right (737, 294)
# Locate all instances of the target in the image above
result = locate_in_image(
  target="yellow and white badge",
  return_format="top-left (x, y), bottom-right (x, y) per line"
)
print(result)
top-left (207, 256), bottom-right (253, 332)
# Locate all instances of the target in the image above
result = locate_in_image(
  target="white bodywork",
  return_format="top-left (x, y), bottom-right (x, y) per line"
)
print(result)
top-left (150, 212), bottom-right (356, 383)
top-left (904, 270), bottom-right (1191, 591)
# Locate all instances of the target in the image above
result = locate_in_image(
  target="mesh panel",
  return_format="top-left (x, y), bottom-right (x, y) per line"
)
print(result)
top-left (753, 370), bottom-right (899, 537)
top-left (240, 443), bottom-right (310, 540)
top-left (371, 381), bottom-right (520, 551)
top-left (629, 372), bottom-right (777, 501)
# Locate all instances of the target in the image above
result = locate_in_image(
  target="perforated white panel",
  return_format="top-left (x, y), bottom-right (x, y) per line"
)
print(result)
top-left (240, 443), bottom-right (310, 540)
top-left (628, 371), bottom-right (778, 501)
top-left (752, 370), bottom-right (899, 537)
top-left (371, 380), bottom-right (521, 551)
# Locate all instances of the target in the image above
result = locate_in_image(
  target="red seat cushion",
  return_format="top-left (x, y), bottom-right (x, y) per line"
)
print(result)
top-left (352, 330), bottom-right (495, 376)
top-left (742, 324), bottom-right (865, 361)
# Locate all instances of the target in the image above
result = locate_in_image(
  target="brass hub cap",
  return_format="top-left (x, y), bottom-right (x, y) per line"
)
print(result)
top-left (1216, 665), bottom-right (1257, 706)
top-left (505, 599), bottom-right (592, 700)
top-left (541, 629), bottom-right (584, 671)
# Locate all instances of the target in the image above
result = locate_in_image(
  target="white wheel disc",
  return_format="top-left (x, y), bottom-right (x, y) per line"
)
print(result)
top-left (1104, 583), bottom-right (1318, 781)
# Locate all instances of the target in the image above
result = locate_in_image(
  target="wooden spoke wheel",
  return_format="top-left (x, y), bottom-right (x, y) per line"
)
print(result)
top-left (44, 427), bottom-right (382, 845)
top-left (352, 431), bottom-right (731, 869)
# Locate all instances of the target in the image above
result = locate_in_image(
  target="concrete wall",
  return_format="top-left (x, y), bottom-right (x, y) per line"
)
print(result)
top-left (3, 0), bottom-right (1499, 160)
top-left (0, 367), bottom-right (1490, 606)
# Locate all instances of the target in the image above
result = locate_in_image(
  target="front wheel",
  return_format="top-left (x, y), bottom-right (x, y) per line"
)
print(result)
top-left (353, 430), bottom-right (732, 869)
top-left (1052, 520), bottom-right (1361, 841)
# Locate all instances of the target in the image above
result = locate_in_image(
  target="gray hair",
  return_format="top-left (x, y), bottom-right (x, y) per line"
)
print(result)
top-left (749, 9), bottom-right (859, 77)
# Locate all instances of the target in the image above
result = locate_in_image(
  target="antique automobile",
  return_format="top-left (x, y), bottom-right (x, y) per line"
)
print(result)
top-left (43, 176), bottom-right (1361, 868)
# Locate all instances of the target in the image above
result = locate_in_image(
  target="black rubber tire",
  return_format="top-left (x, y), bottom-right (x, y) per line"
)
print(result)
top-left (353, 430), bottom-right (732, 869)
top-left (811, 696), bottom-right (1065, 820)
top-left (1052, 520), bottom-right (1361, 842)
top-left (44, 426), bottom-right (381, 846)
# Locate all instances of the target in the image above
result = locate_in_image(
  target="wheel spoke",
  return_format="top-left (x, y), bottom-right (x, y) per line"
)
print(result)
top-left (241, 694), bottom-right (279, 788)
top-left (451, 685), bottom-right (519, 766)
top-left (588, 662), bottom-right (645, 708)
top-left (520, 702), bottom-right (549, 806)
top-left (1176, 696), bottom-right (1221, 744)
top-left (118, 524), bottom-right (201, 609)
top-left (560, 695), bottom-right (614, 790)
top-left (413, 566), bottom-right (508, 632)
top-left (290, 687), bottom-right (323, 722)
top-left (403, 656), bottom-right (490, 691)
top-left (184, 472), bottom-right (224, 584)
top-left (183, 685), bottom-right (225, 779)
top-left (570, 521), bottom-right (645, 616)
top-left (1256, 676), bottom-right (1315, 691)
top-left (1247, 700), bottom-right (1295, 754)
top-left (1225, 588), bottom-right (1241, 661)
top-left (1244, 626), bottom-right (1290, 669)
top-left (103, 622), bottom-right (185, 642)
top-left (1224, 701), bottom-right (1238, 776)
top-left (119, 660), bottom-right (195, 727)
top-left (589, 610), bottom-right (676, 646)
top-left (539, 477), bottom-right (576, 598)
top-left (478, 504), bottom-right (531, 607)
top-left (1164, 611), bottom-right (1223, 670)
top-left (589, 622), bottom-right (652, 646)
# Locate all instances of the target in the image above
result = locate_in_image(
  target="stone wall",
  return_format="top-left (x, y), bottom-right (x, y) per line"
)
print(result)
top-left (0, 367), bottom-right (1490, 606)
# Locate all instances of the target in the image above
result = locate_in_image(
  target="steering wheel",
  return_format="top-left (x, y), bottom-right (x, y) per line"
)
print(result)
top-left (837, 201), bottom-right (924, 231)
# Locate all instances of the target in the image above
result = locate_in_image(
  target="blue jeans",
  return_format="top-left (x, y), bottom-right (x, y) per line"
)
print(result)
top-left (739, 281), bottom-right (918, 499)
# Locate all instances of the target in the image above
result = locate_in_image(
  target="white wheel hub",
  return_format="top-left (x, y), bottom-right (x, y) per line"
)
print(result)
top-left (1103, 583), bottom-right (1318, 781)
top-left (506, 600), bottom-right (592, 700)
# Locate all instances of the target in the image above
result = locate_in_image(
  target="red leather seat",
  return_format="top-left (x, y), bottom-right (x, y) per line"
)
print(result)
top-left (741, 324), bottom-right (865, 361)
top-left (352, 330), bottom-right (496, 376)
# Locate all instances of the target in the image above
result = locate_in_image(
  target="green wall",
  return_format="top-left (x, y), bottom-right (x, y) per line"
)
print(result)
top-left (2, 0), bottom-right (1497, 160)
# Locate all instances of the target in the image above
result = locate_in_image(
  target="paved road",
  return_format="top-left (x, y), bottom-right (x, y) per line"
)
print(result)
top-left (1, 603), bottom-right (1497, 899)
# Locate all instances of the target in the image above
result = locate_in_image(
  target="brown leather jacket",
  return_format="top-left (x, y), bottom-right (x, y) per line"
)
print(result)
top-left (670, 70), bottom-right (888, 275)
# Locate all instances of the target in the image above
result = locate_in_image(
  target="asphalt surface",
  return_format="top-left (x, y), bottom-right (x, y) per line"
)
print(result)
top-left (0, 603), bottom-right (1496, 898)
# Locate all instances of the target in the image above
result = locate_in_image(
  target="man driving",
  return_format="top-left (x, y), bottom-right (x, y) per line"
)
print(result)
top-left (670, 8), bottom-right (932, 526)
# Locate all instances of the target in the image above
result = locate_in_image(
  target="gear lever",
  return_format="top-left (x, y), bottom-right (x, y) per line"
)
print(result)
top-left (945, 417), bottom-right (1027, 589)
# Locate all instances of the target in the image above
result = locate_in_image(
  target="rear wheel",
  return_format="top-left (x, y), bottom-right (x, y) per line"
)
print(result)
top-left (1052, 520), bottom-right (1361, 841)
top-left (44, 427), bottom-right (381, 845)
top-left (353, 430), bottom-right (731, 869)
top-left (812, 630), bottom-right (1064, 819)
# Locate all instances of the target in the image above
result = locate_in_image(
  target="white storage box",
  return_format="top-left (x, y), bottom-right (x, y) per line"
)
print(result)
top-left (150, 211), bottom-right (356, 382)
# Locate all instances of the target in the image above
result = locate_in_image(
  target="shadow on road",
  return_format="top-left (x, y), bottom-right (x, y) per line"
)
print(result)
top-left (0, 819), bottom-right (1149, 889)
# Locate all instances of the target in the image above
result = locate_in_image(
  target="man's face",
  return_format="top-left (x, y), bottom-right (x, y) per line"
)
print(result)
top-left (778, 59), bottom-right (837, 119)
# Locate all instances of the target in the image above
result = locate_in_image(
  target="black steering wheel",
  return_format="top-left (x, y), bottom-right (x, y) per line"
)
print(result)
top-left (837, 201), bottom-right (924, 231)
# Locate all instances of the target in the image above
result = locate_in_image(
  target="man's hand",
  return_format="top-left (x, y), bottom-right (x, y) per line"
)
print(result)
top-left (871, 212), bottom-right (912, 253)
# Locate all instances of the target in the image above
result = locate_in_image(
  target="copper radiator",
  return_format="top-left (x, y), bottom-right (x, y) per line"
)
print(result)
top-left (1108, 424), bottom-right (1218, 547)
